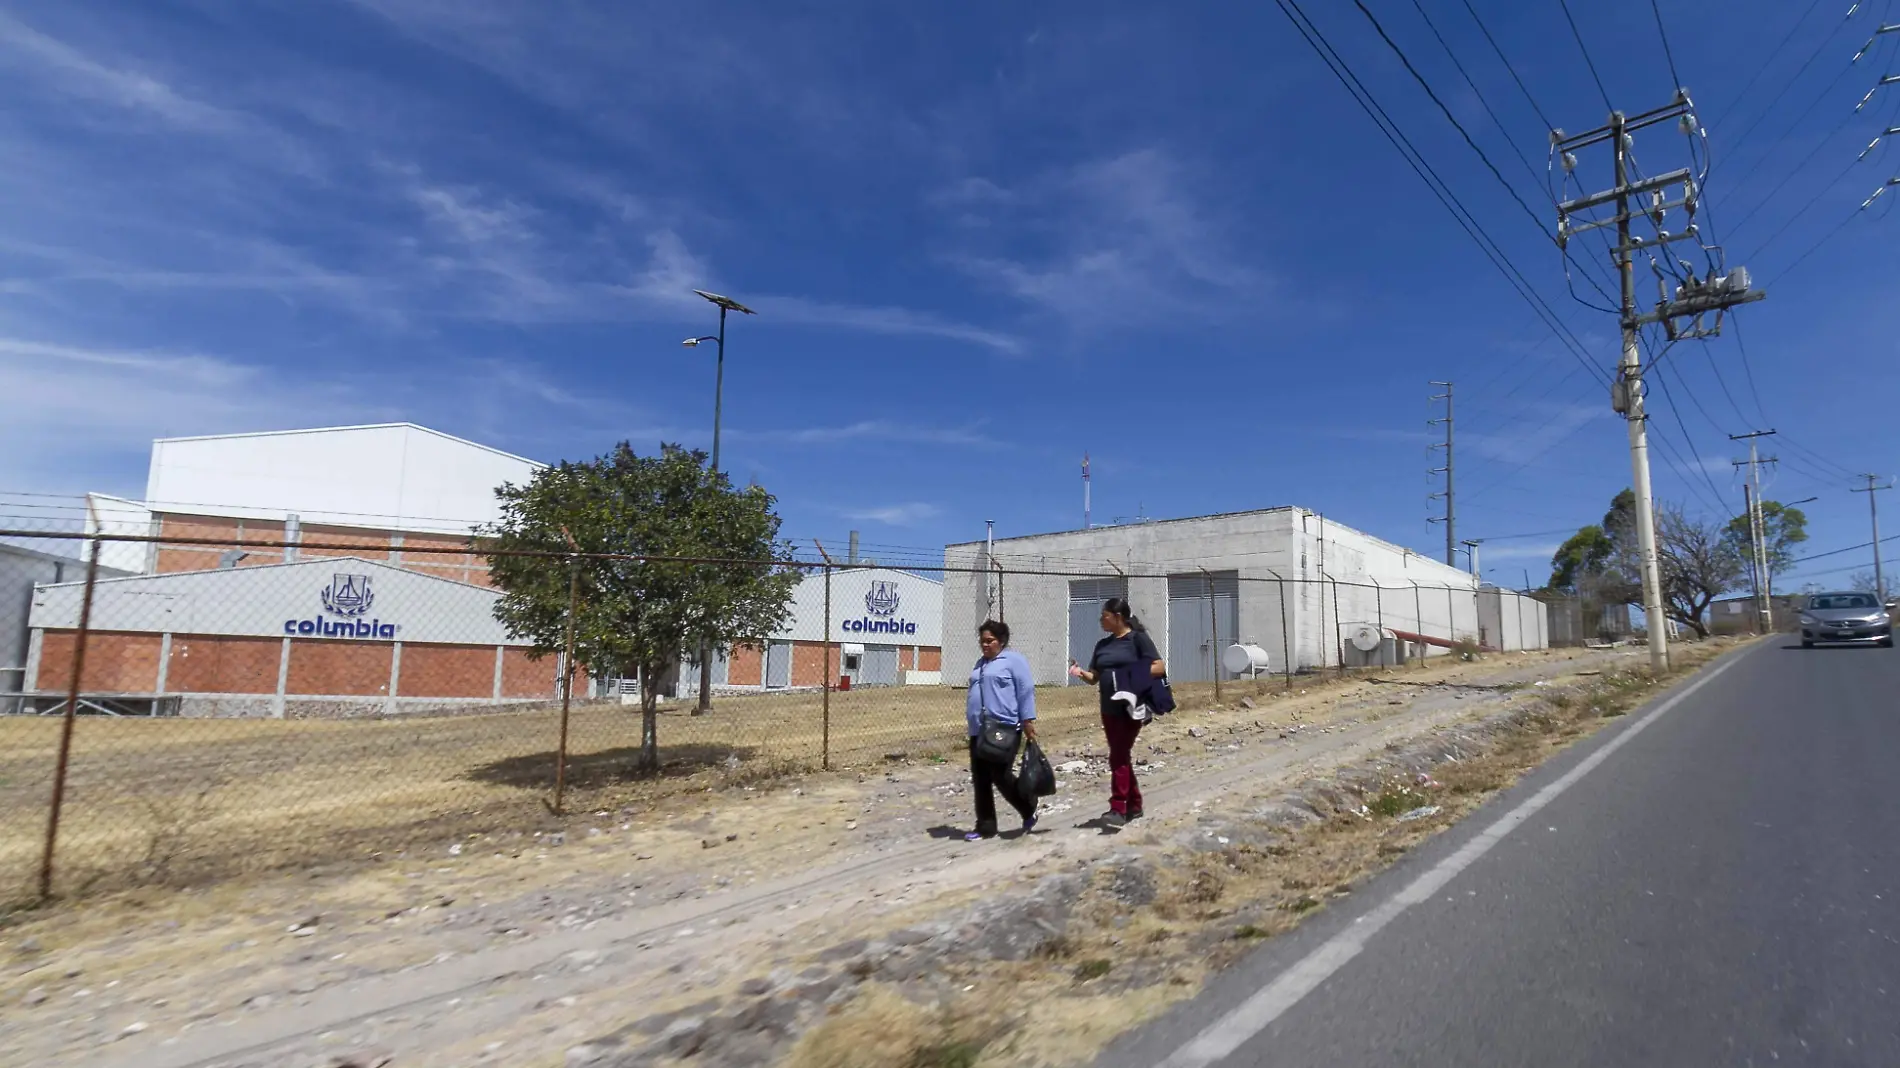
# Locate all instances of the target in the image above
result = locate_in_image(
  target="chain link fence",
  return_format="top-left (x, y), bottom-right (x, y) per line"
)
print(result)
top-left (1, 520), bottom-right (1549, 908)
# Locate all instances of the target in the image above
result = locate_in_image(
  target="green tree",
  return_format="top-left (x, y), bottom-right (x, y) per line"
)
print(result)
top-left (1721, 500), bottom-right (1809, 580)
top-left (482, 443), bottom-right (800, 773)
top-left (1549, 489), bottom-right (1640, 607)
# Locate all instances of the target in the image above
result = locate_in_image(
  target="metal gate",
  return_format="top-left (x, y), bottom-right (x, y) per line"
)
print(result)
top-left (764, 641), bottom-right (792, 689)
top-left (1166, 572), bottom-right (1239, 682)
top-left (1067, 577), bottom-right (1128, 684)
top-left (860, 644), bottom-right (900, 686)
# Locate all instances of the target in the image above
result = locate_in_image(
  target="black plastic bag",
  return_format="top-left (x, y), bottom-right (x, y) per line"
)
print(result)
top-left (1019, 741), bottom-right (1059, 798)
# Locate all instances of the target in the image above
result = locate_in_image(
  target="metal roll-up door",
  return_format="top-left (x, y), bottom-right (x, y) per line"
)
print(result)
top-left (1166, 571), bottom-right (1240, 682)
top-left (1068, 577), bottom-right (1129, 684)
top-left (861, 645), bottom-right (900, 686)
top-left (764, 641), bottom-right (792, 689)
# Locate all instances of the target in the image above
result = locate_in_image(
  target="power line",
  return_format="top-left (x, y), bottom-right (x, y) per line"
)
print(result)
top-left (1725, 311), bottom-right (1773, 427)
top-left (1646, 346), bottom-right (1735, 515)
top-left (1268, 0), bottom-right (1609, 390)
top-left (1458, 0), bottom-right (1555, 130)
top-left (1649, 0), bottom-right (1686, 94)
top-left (1730, 66), bottom-right (1880, 250)
top-left (1717, 3), bottom-right (1860, 155)
top-left (1558, 0), bottom-right (1615, 110)
top-left (1786, 531), bottom-right (1900, 566)
top-left (1772, 202), bottom-right (1866, 281)
top-left (1354, 0), bottom-right (1621, 313)
top-left (1706, 0), bottom-right (1829, 133)
top-left (1742, 23), bottom-right (1900, 257)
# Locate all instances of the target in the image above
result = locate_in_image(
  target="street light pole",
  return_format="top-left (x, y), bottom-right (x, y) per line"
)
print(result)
top-left (685, 289), bottom-right (756, 716)
top-left (711, 304), bottom-right (727, 471)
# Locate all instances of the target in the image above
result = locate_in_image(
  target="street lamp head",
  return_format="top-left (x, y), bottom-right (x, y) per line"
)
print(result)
top-left (682, 335), bottom-right (718, 348)
top-left (682, 337), bottom-right (700, 348)
top-left (693, 289), bottom-right (757, 315)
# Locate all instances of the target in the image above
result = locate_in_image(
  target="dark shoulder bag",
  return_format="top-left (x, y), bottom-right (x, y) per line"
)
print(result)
top-left (972, 660), bottom-right (1022, 764)
top-left (1139, 631), bottom-right (1177, 716)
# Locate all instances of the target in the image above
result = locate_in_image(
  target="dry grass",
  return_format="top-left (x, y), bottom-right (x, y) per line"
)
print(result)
top-left (784, 984), bottom-right (1014, 1068)
top-left (0, 649), bottom-right (1592, 912)
top-left (0, 674), bottom-right (1262, 909)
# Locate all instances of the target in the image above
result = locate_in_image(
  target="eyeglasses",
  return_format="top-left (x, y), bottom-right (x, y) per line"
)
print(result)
top-left (978, 635), bottom-right (1001, 645)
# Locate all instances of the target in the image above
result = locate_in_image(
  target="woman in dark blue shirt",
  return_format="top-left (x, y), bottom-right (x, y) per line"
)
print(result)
top-left (1068, 597), bottom-right (1165, 828)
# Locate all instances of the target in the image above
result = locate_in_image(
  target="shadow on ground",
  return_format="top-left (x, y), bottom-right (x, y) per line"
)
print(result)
top-left (467, 743), bottom-right (767, 790)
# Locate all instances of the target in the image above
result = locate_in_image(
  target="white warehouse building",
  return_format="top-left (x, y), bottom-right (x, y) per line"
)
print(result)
top-left (941, 507), bottom-right (1548, 687)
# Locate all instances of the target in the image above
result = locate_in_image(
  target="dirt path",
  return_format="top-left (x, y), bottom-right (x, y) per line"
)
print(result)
top-left (0, 648), bottom-right (1655, 1067)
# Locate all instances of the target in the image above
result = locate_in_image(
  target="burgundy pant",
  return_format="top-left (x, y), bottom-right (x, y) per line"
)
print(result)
top-left (1101, 711), bottom-right (1144, 815)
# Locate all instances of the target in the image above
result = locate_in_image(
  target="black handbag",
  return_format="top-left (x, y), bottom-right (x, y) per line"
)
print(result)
top-left (972, 660), bottom-right (1021, 764)
top-left (975, 716), bottom-right (1021, 764)
top-left (1019, 741), bottom-right (1058, 797)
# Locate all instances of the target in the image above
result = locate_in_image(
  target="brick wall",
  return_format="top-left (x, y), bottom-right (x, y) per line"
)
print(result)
top-left (155, 515), bottom-right (288, 573)
top-left (153, 514), bottom-right (492, 586)
top-left (727, 644), bottom-right (763, 686)
top-left (399, 643), bottom-right (500, 698)
top-left (32, 631), bottom-right (162, 692)
top-left (166, 634), bottom-right (284, 694)
top-left (500, 647), bottom-right (562, 698)
top-left (789, 641), bottom-right (842, 688)
top-left (398, 532), bottom-right (491, 587)
top-left (286, 638), bottom-right (392, 696)
top-left (35, 628), bottom-right (563, 703)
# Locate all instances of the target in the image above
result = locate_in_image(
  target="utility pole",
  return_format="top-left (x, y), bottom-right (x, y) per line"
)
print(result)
top-left (984, 519), bottom-right (997, 618)
top-left (1852, 475), bottom-right (1893, 601)
top-left (1731, 430), bottom-right (1778, 634)
top-left (1082, 454), bottom-right (1092, 530)
top-left (1555, 91), bottom-right (1767, 674)
top-left (1427, 382), bottom-right (1454, 566)
top-left (1741, 483), bottom-right (1764, 634)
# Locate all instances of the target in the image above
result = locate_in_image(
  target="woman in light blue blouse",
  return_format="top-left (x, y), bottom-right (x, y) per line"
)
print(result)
top-left (965, 619), bottom-right (1039, 840)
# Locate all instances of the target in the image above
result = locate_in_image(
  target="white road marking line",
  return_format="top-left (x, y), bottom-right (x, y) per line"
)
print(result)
top-left (1157, 647), bottom-right (1752, 1068)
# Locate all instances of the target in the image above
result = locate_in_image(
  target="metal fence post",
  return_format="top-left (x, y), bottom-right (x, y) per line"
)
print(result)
top-left (1411, 579), bottom-right (1424, 667)
top-left (1330, 578), bottom-right (1345, 676)
top-left (1374, 582), bottom-right (1385, 665)
top-left (40, 533), bottom-right (102, 900)
top-left (1200, 567), bottom-right (1221, 704)
top-left (552, 560), bottom-right (579, 814)
top-left (1446, 585), bottom-right (1457, 647)
top-left (1263, 567), bottom-right (1292, 691)
top-left (822, 562), bottom-right (832, 771)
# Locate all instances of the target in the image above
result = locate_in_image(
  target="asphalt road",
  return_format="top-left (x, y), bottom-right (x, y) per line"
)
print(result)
top-left (1097, 639), bottom-right (1900, 1067)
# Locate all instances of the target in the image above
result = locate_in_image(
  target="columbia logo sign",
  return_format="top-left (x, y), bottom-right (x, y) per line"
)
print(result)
top-left (285, 573), bottom-right (399, 639)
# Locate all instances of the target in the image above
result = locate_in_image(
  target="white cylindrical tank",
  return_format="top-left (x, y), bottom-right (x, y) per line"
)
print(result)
top-left (1222, 643), bottom-right (1271, 676)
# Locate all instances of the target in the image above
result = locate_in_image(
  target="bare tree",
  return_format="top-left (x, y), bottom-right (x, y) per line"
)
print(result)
top-left (1648, 504), bottom-right (1749, 638)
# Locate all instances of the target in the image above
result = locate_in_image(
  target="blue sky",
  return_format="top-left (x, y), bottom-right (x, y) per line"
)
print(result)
top-left (1, 1), bottom-right (1894, 587)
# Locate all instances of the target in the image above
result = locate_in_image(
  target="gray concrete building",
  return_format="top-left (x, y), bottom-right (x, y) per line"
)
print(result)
top-left (943, 507), bottom-right (1548, 688)
top-left (1, 541), bottom-right (129, 713)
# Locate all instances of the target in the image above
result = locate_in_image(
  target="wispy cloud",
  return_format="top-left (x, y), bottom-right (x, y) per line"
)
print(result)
top-left (753, 297), bottom-right (1023, 353)
top-left (733, 420), bottom-right (1002, 449)
top-left (944, 148), bottom-right (1275, 332)
top-left (1478, 542), bottom-right (1564, 562)
top-left (0, 334), bottom-right (656, 493)
top-left (843, 502), bottom-right (943, 526)
top-left (0, 10), bottom-right (237, 132)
